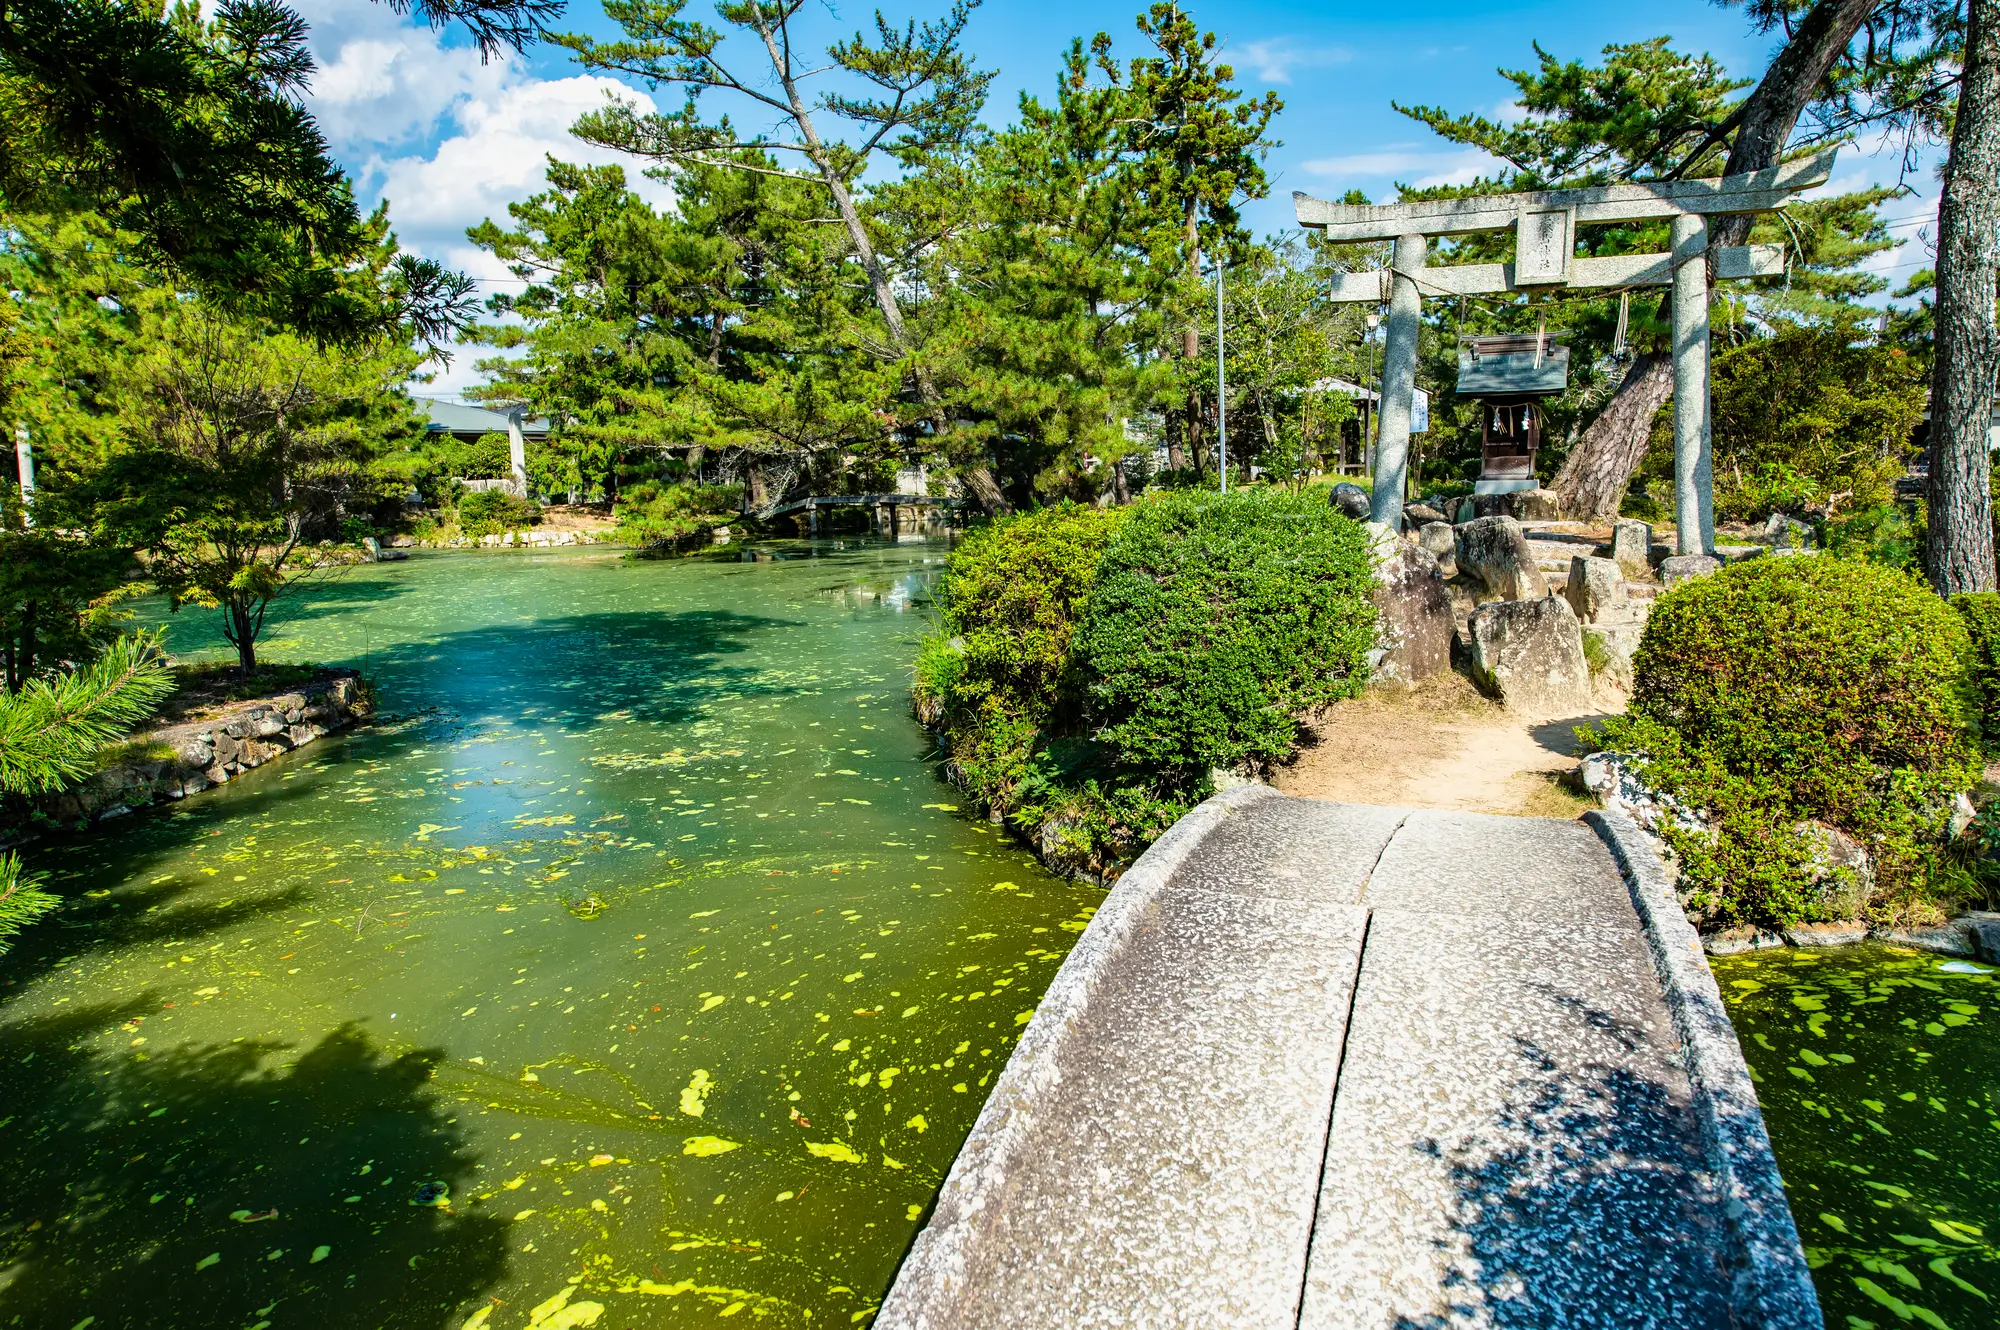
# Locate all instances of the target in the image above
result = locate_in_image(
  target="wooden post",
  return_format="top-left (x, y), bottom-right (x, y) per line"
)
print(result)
top-left (1372, 234), bottom-right (1425, 529)
top-left (1670, 214), bottom-right (1715, 555)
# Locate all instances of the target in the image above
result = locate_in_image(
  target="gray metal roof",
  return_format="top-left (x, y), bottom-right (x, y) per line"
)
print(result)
top-left (417, 397), bottom-right (550, 437)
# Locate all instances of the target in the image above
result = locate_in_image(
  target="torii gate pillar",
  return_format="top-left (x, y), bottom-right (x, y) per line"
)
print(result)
top-left (1671, 214), bottom-right (1715, 554)
top-left (1372, 234), bottom-right (1425, 529)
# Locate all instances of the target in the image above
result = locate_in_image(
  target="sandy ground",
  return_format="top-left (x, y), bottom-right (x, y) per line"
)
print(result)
top-left (1273, 670), bottom-right (1620, 819)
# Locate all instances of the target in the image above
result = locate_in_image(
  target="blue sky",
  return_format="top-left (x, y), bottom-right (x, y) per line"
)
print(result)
top-left (290, 0), bottom-right (1943, 393)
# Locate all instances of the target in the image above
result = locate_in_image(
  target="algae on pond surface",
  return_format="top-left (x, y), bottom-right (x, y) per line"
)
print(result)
top-left (1716, 944), bottom-right (2000, 1330)
top-left (0, 543), bottom-right (1090, 1330)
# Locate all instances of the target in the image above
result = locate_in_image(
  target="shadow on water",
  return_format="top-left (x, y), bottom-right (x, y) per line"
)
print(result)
top-left (1394, 993), bottom-right (1735, 1329)
top-left (0, 1013), bottom-right (507, 1330)
top-left (360, 609), bottom-right (804, 728)
top-left (0, 878), bottom-right (309, 1016)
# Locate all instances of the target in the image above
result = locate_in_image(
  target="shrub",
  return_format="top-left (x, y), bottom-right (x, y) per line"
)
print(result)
top-left (1595, 556), bottom-right (1977, 928)
top-left (614, 481), bottom-right (743, 551)
top-left (915, 491), bottom-right (1380, 877)
top-left (1075, 488), bottom-right (1376, 777)
top-left (913, 504), bottom-right (1122, 818)
top-left (458, 488), bottom-right (541, 539)
top-left (1953, 592), bottom-right (2000, 752)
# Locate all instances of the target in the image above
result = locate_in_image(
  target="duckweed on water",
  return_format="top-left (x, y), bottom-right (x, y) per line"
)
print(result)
top-left (1716, 944), bottom-right (2000, 1328)
top-left (0, 542), bottom-right (1091, 1329)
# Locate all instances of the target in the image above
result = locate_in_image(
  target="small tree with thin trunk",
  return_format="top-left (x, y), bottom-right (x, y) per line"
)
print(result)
top-left (140, 309), bottom-right (410, 671)
top-left (562, 0), bottom-right (1013, 511)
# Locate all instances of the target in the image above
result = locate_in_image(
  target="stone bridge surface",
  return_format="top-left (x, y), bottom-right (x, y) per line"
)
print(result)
top-left (876, 787), bottom-right (1820, 1330)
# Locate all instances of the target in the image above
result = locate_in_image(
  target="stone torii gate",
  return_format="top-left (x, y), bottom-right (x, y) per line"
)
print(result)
top-left (1295, 149), bottom-right (1836, 553)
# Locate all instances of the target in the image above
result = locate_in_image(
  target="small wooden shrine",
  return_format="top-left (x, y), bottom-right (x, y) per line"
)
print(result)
top-left (1456, 332), bottom-right (1569, 495)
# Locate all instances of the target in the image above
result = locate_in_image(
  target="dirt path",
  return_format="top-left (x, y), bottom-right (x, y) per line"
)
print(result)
top-left (1273, 671), bottom-right (1619, 819)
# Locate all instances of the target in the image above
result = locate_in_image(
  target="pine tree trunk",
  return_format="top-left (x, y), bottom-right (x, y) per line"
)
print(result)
top-left (1549, 353), bottom-right (1674, 521)
top-left (1926, 0), bottom-right (2000, 595)
top-left (1707, 0), bottom-right (1878, 247)
top-left (1575, 0), bottom-right (1876, 474)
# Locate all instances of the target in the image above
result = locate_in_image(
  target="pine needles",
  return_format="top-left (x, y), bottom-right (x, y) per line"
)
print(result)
top-left (0, 634), bottom-right (176, 795)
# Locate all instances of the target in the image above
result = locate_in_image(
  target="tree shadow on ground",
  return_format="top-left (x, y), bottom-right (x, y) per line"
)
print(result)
top-left (1396, 999), bottom-right (1737, 1328)
top-left (357, 609), bottom-right (804, 731)
top-left (0, 1012), bottom-right (508, 1330)
top-left (1527, 713), bottom-right (1619, 758)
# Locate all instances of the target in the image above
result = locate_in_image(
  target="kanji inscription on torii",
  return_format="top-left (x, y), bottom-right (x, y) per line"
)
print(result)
top-left (1294, 149), bottom-right (1836, 552)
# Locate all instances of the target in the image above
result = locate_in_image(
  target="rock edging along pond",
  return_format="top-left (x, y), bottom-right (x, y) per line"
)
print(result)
top-left (6, 669), bottom-right (372, 838)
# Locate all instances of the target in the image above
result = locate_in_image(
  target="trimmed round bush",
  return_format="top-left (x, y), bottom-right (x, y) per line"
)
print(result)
top-left (1604, 555), bottom-right (1977, 926)
top-left (1074, 488), bottom-right (1376, 778)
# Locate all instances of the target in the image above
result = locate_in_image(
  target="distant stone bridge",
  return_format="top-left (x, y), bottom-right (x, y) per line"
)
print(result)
top-left (877, 788), bottom-right (1819, 1330)
top-left (763, 492), bottom-right (963, 536)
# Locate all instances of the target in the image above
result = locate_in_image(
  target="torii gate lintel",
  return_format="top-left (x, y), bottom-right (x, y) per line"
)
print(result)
top-left (1295, 149), bottom-right (1836, 552)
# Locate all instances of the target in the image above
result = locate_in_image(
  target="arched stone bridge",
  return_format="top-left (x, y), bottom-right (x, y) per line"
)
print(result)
top-left (877, 787), bottom-right (1819, 1330)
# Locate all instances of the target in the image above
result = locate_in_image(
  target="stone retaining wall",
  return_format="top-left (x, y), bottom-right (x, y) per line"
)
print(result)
top-left (8, 671), bottom-right (373, 839)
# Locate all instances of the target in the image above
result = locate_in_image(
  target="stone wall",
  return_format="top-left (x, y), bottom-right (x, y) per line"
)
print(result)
top-left (9, 671), bottom-right (373, 839)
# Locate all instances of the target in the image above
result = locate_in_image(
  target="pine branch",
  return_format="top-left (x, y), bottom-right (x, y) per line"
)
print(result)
top-left (0, 635), bottom-right (177, 795)
top-left (0, 853), bottom-right (59, 958)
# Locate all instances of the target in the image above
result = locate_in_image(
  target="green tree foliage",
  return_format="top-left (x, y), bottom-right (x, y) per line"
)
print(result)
top-left (0, 634), bottom-right (175, 956)
top-left (1390, 37), bottom-right (1925, 505)
top-left (1593, 557), bottom-right (1979, 929)
top-left (561, 0), bottom-right (1009, 510)
top-left (613, 481), bottom-right (742, 552)
top-left (134, 307), bottom-right (425, 671)
top-left (1707, 321), bottom-right (1928, 518)
top-left (465, 156), bottom-right (894, 507)
top-left (0, 0), bottom-right (550, 344)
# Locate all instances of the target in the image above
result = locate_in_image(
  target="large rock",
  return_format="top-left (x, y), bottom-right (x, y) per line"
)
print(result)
top-left (1660, 553), bottom-right (1722, 587)
top-left (1330, 483), bottom-right (1371, 520)
top-left (1512, 488), bottom-right (1561, 521)
top-left (1454, 516), bottom-right (1549, 602)
top-left (1416, 521), bottom-right (1457, 580)
top-left (1369, 544), bottom-right (1454, 684)
top-left (1764, 512), bottom-right (1815, 550)
top-left (1403, 502), bottom-right (1446, 527)
top-left (1563, 555), bottom-right (1624, 624)
top-left (1611, 519), bottom-right (1652, 573)
top-left (1468, 594), bottom-right (1593, 715)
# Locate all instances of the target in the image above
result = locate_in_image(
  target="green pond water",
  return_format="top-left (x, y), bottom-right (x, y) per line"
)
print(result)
top-left (0, 541), bottom-right (1092, 1330)
top-left (1716, 945), bottom-right (2000, 1329)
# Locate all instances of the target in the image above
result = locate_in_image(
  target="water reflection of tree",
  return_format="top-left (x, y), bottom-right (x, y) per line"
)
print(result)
top-left (0, 1014), bottom-right (508, 1329)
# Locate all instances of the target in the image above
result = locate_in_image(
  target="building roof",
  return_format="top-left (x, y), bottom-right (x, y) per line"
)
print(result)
top-left (1305, 377), bottom-right (1380, 403)
top-left (416, 397), bottom-right (551, 437)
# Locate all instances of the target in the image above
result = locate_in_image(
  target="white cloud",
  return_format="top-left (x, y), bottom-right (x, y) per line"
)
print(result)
top-left (1299, 144), bottom-right (1504, 192)
top-left (296, 1), bottom-right (508, 154)
top-left (372, 75), bottom-right (673, 268)
top-left (1230, 38), bottom-right (1351, 86)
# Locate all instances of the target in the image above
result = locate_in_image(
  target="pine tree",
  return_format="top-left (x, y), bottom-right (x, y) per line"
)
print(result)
top-left (0, 633), bottom-right (175, 958)
top-left (1120, 2), bottom-right (1280, 473)
top-left (560, 0), bottom-right (1010, 510)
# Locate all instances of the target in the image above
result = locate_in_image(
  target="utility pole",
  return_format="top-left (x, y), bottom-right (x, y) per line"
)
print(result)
top-left (14, 425), bottom-right (33, 528)
top-left (1217, 261), bottom-right (1228, 493)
